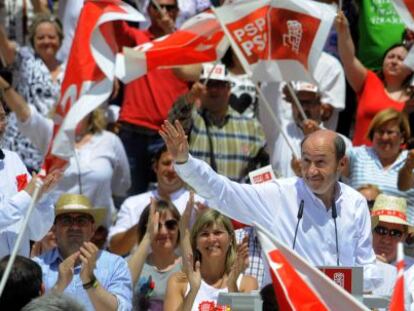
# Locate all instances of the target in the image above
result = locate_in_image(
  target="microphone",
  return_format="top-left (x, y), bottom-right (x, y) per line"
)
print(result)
top-left (292, 200), bottom-right (304, 250)
top-left (0, 149), bottom-right (4, 160)
top-left (332, 201), bottom-right (339, 266)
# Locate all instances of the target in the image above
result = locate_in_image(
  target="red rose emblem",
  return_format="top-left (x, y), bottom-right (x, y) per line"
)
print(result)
top-left (16, 174), bottom-right (28, 192)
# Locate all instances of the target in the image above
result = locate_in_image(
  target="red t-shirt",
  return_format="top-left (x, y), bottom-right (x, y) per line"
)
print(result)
top-left (353, 70), bottom-right (405, 146)
top-left (118, 26), bottom-right (189, 131)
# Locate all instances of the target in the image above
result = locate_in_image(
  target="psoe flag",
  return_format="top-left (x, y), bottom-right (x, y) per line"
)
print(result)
top-left (255, 222), bottom-right (369, 311)
top-left (43, 0), bottom-right (144, 173)
top-left (115, 11), bottom-right (229, 84)
top-left (391, 0), bottom-right (414, 69)
top-left (213, 0), bottom-right (336, 82)
top-left (391, 0), bottom-right (414, 30)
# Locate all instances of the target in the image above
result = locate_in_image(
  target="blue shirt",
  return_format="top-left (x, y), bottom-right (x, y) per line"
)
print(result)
top-left (347, 146), bottom-right (414, 223)
top-left (34, 248), bottom-right (133, 311)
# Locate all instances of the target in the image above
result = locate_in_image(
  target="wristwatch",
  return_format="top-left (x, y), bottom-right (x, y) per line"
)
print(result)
top-left (82, 275), bottom-right (98, 290)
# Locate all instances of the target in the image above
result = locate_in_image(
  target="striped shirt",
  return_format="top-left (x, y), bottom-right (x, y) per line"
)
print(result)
top-left (347, 146), bottom-right (414, 224)
top-left (169, 96), bottom-right (266, 181)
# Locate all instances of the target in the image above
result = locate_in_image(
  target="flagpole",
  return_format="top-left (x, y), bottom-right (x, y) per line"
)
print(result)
top-left (255, 83), bottom-right (299, 158)
top-left (150, 0), bottom-right (166, 16)
top-left (0, 179), bottom-right (43, 298)
top-left (286, 83), bottom-right (308, 122)
top-left (210, 6), bottom-right (299, 158)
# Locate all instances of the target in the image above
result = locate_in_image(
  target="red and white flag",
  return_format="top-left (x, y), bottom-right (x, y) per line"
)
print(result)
top-left (42, 0), bottom-right (144, 173)
top-left (213, 0), bottom-right (336, 82)
top-left (391, 0), bottom-right (414, 30)
top-left (115, 11), bottom-right (229, 83)
top-left (255, 223), bottom-right (369, 311)
top-left (391, 0), bottom-right (414, 69)
top-left (389, 243), bottom-right (405, 311)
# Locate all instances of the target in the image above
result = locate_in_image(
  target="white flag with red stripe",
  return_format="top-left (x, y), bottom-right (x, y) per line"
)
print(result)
top-left (391, 0), bottom-right (414, 29)
top-left (115, 11), bottom-right (229, 83)
top-left (212, 0), bottom-right (335, 83)
top-left (255, 223), bottom-right (369, 311)
top-left (42, 0), bottom-right (144, 173)
top-left (391, 0), bottom-right (414, 69)
top-left (389, 243), bottom-right (405, 311)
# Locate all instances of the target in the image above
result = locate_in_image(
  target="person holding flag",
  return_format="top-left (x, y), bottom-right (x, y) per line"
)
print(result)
top-left (159, 120), bottom-right (379, 290)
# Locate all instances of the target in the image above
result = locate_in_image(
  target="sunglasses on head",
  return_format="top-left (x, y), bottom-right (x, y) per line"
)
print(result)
top-left (374, 225), bottom-right (404, 238)
top-left (150, 3), bottom-right (178, 12)
top-left (56, 215), bottom-right (94, 227)
top-left (159, 219), bottom-right (178, 230)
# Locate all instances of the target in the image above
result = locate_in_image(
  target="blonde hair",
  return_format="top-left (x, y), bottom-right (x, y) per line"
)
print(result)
top-left (29, 13), bottom-right (63, 48)
top-left (366, 108), bottom-right (410, 143)
top-left (87, 108), bottom-right (107, 134)
top-left (190, 210), bottom-right (236, 274)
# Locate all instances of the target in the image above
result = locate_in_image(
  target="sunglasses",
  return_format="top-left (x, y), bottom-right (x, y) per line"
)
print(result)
top-left (150, 3), bottom-right (178, 12)
top-left (56, 215), bottom-right (94, 227)
top-left (159, 219), bottom-right (178, 231)
top-left (374, 226), bottom-right (404, 238)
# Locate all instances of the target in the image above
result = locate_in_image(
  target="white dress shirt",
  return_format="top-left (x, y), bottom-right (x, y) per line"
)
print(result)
top-left (0, 150), bottom-right (55, 258)
top-left (175, 155), bottom-right (379, 289)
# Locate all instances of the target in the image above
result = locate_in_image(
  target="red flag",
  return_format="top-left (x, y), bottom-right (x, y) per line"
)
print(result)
top-left (389, 243), bottom-right (405, 311)
top-left (116, 11), bottom-right (228, 83)
top-left (391, 0), bottom-right (414, 69)
top-left (42, 0), bottom-right (144, 173)
top-left (256, 223), bottom-right (369, 311)
top-left (213, 0), bottom-right (335, 82)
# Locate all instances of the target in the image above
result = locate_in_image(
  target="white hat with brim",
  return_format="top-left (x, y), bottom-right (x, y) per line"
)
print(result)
top-left (55, 194), bottom-right (107, 226)
top-left (371, 194), bottom-right (412, 229)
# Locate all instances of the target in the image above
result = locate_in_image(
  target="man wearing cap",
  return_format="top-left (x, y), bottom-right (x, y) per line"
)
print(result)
top-left (168, 63), bottom-right (268, 182)
top-left (271, 81), bottom-right (352, 178)
top-left (160, 122), bottom-right (379, 290)
top-left (33, 194), bottom-right (132, 311)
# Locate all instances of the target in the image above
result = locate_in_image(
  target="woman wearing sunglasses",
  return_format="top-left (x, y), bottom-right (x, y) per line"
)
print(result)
top-left (164, 198), bottom-right (257, 311)
top-left (128, 198), bottom-right (181, 311)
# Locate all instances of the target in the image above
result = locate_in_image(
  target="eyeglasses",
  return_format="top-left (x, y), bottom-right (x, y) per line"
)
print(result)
top-left (56, 215), bottom-right (94, 227)
top-left (150, 3), bottom-right (178, 12)
top-left (159, 219), bottom-right (178, 231)
top-left (374, 225), bottom-right (404, 238)
top-left (374, 129), bottom-right (401, 138)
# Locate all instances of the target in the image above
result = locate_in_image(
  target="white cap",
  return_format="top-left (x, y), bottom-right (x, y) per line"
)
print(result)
top-left (200, 63), bottom-right (229, 82)
top-left (290, 81), bottom-right (318, 94)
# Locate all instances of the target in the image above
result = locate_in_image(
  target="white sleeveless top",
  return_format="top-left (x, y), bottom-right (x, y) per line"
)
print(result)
top-left (184, 275), bottom-right (243, 311)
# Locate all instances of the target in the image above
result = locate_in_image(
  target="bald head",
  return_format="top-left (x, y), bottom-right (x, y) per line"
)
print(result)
top-left (301, 130), bottom-right (346, 162)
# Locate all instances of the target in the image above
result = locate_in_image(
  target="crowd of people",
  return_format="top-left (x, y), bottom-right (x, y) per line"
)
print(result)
top-left (2, 0), bottom-right (414, 310)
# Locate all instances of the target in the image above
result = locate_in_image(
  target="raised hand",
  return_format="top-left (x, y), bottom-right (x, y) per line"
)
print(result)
top-left (146, 197), bottom-right (160, 242)
top-left (54, 251), bottom-right (80, 293)
top-left (335, 11), bottom-right (349, 34)
top-left (79, 241), bottom-right (99, 284)
top-left (159, 120), bottom-right (189, 163)
top-left (228, 234), bottom-right (249, 291)
top-left (302, 119), bottom-right (320, 136)
top-left (184, 252), bottom-right (201, 291)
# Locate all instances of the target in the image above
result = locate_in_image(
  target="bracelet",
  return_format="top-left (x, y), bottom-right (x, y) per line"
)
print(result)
top-left (82, 276), bottom-right (98, 290)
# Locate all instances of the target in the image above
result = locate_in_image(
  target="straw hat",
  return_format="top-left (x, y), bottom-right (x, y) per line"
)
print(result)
top-left (371, 194), bottom-right (411, 228)
top-left (55, 194), bottom-right (106, 226)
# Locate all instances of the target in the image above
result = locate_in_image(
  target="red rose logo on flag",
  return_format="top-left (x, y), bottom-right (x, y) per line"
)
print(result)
top-left (16, 174), bottom-right (28, 192)
top-left (226, 6), bottom-right (269, 64)
top-left (269, 8), bottom-right (320, 70)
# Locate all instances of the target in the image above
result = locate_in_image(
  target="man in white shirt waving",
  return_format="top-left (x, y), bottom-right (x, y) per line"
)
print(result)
top-left (159, 120), bottom-right (379, 290)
